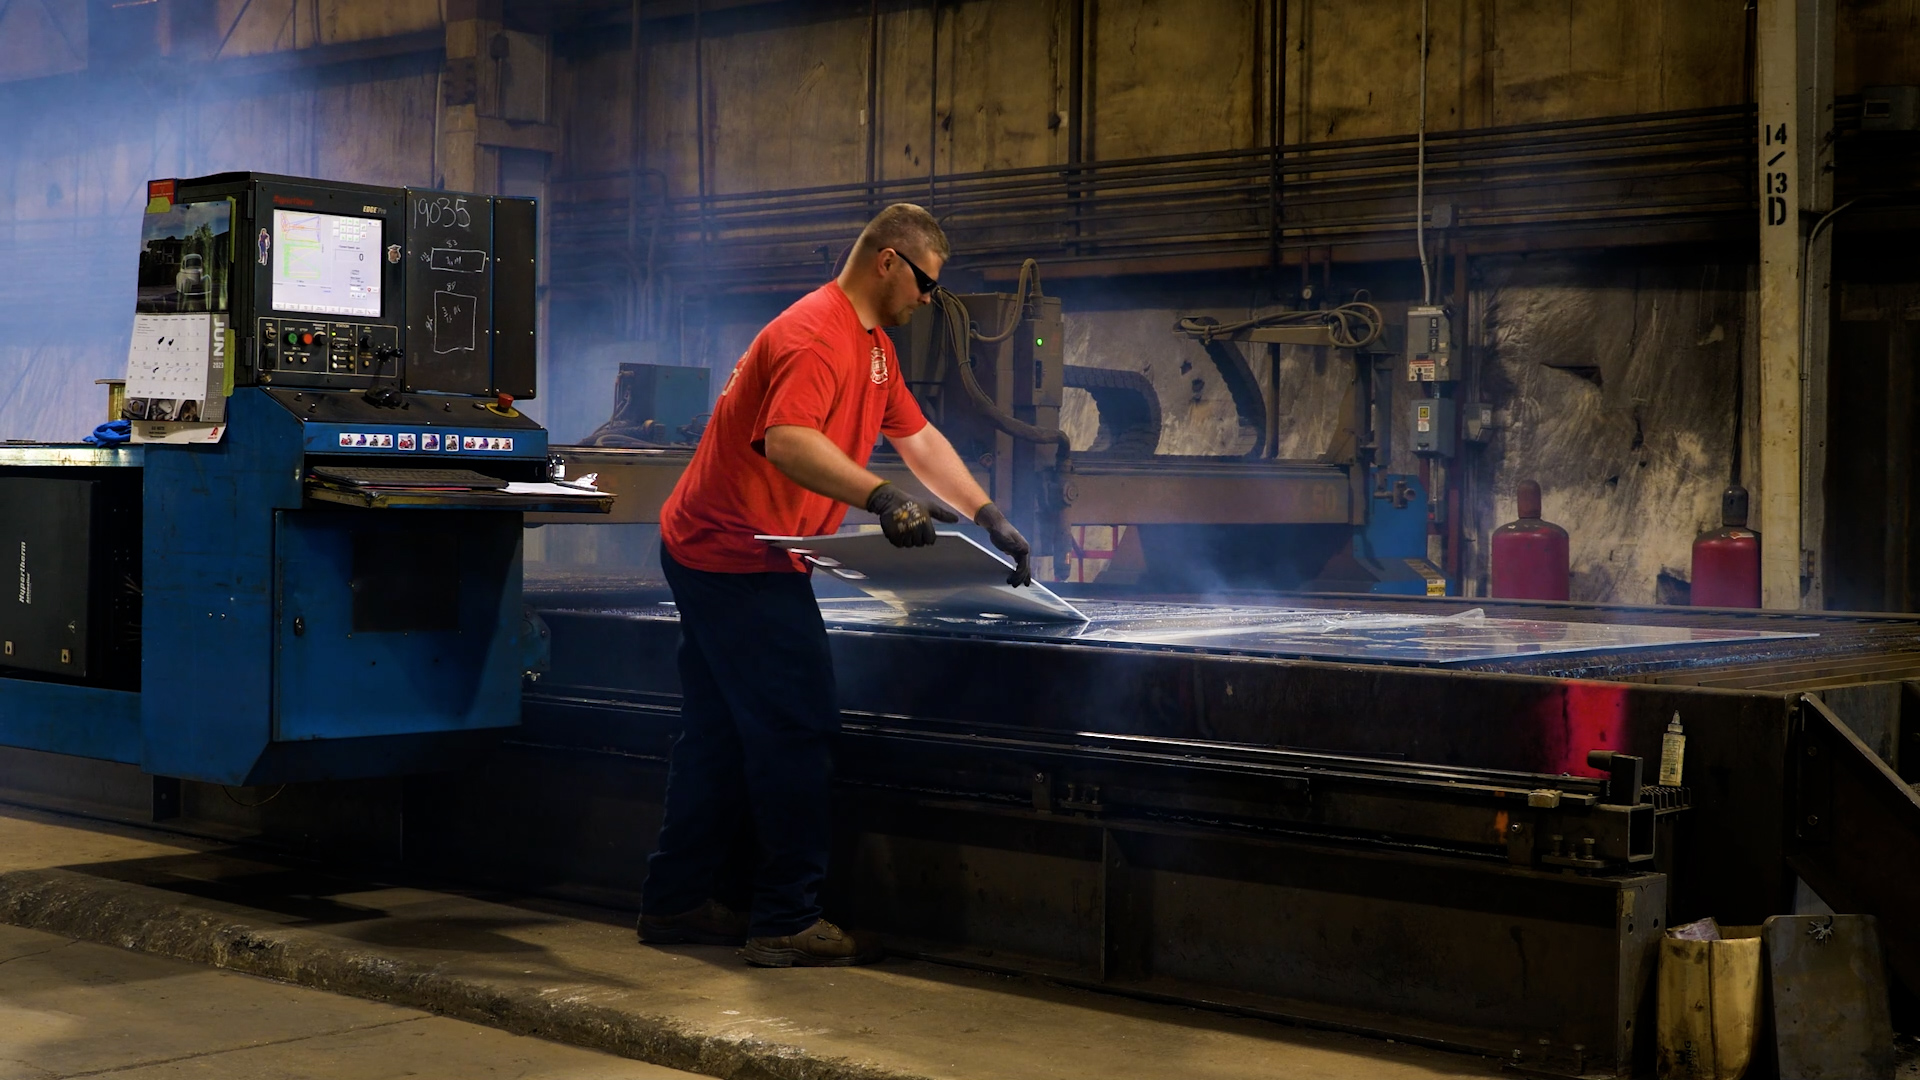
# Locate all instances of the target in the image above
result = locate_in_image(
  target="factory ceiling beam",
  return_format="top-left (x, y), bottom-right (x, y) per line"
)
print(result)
top-left (548, 105), bottom-right (1765, 295)
top-left (502, 0), bottom-right (786, 34)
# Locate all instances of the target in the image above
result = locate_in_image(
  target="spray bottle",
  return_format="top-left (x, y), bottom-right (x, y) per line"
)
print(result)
top-left (1659, 713), bottom-right (1686, 786)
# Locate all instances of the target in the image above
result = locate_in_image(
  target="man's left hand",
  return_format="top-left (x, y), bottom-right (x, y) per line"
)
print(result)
top-left (973, 502), bottom-right (1032, 587)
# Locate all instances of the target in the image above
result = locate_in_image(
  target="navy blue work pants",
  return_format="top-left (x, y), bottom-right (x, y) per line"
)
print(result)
top-left (641, 547), bottom-right (837, 937)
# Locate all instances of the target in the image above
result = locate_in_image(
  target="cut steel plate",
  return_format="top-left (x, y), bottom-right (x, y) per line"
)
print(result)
top-left (804, 597), bottom-right (1814, 666)
top-left (760, 530), bottom-right (1089, 623)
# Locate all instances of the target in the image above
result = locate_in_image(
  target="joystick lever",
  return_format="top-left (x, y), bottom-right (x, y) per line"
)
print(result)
top-left (362, 345), bottom-right (405, 407)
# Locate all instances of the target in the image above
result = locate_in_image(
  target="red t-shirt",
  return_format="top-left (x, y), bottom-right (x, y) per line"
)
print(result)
top-left (660, 282), bottom-right (929, 573)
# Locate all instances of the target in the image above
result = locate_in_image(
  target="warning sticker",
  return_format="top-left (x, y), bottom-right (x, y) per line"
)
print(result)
top-left (458, 436), bottom-right (515, 452)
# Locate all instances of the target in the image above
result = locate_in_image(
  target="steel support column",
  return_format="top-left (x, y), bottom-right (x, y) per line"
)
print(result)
top-left (1756, 0), bottom-right (1804, 608)
top-left (1797, 0), bottom-right (1837, 609)
top-left (440, 0), bottom-right (496, 193)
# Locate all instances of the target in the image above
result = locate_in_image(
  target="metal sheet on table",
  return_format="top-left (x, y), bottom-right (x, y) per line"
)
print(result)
top-left (0, 444), bottom-right (143, 468)
top-left (760, 531), bottom-right (1088, 623)
top-left (807, 598), bottom-right (1816, 665)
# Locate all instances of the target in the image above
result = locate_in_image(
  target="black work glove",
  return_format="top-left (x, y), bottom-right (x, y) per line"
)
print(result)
top-left (866, 482), bottom-right (958, 548)
top-left (973, 502), bottom-right (1032, 587)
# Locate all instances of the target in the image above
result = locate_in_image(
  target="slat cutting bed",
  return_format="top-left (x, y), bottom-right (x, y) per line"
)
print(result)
top-left (504, 570), bottom-right (1920, 1078)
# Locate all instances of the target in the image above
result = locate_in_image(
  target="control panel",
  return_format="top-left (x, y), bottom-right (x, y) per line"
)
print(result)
top-left (145, 174), bottom-right (536, 399)
top-left (1406, 305), bottom-right (1455, 382)
top-left (258, 319), bottom-right (399, 380)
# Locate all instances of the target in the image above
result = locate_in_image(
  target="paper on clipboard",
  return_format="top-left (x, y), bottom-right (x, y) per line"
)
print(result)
top-left (759, 530), bottom-right (1088, 623)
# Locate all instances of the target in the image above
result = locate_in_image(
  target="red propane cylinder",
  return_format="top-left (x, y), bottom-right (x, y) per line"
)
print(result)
top-left (1692, 485), bottom-right (1760, 608)
top-left (1491, 479), bottom-right (1570, 600)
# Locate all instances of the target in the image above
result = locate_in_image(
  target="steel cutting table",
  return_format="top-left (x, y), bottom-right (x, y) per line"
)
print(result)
top-left (487, 569), bottom-right (1920, 1077)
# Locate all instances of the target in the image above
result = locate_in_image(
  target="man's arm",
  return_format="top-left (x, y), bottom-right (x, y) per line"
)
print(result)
top-left (888, 423), bottom-right (990, 519)
top-left (893, 423), bottom-right (1033, 586)
top-left (763, 424), bottom-right (956, 547)
top-left (761, 425), bottom-right (889, 506)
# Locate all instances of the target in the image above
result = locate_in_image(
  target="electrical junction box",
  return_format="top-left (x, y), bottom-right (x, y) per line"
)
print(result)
top-left (1406, 305), bottom-right (1455, 382)
top-left (1862, 86), bottom-right (1920, 132)
top-left (1410, 397), bottom-right (1454, 456)
top-left (1463, 402), bottom-right (1495, 444)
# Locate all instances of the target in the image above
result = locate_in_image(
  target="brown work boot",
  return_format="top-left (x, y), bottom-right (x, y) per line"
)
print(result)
top-left (637, 899), bottom-right (749, 946)
top-left (741, 918), bottom-right (883, 968)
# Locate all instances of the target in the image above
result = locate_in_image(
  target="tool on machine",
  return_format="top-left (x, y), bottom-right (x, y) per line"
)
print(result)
top-left (867, 276), bottom-right (1441, 593)
top-left (934, 260), bottom-right (1073, 469)
top-left (1174, 300), bottom-right (1387, 462)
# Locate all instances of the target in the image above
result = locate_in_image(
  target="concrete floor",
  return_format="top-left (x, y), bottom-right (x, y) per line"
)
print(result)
top-left (0, 923), bottom-right (695, 1079)
top-left (0, 805), bottom-right (1504, 1080)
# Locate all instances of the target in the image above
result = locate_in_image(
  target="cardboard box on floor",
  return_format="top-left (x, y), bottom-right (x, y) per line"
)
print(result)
top-left (1658, 914), bottom-right (1897, 1080)
top-left (1657, 927), bottom-right (1764, 1080)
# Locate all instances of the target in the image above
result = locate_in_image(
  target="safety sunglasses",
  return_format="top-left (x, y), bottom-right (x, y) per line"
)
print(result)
top-left (891, 249), bottom-right (939, 296)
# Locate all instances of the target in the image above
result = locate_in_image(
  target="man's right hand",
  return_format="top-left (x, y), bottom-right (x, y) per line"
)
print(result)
top-left (865, 482), bottom-right (959, 547)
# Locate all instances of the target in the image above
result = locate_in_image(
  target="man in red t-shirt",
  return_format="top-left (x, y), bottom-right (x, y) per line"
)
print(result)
top-left (637, 205), bottom-right (1030, 967)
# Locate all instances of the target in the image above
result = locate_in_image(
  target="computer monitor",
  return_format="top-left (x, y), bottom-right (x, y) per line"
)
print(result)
top-left (269, 209), bottom-right (382, 318)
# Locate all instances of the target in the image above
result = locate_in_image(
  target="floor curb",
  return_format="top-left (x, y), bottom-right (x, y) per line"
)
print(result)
top-left (0, 866), bottom-right (931, 1080)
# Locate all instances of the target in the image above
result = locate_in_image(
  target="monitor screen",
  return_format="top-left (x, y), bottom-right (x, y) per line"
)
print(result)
top-left (270, 209), bottom-right (382, 318)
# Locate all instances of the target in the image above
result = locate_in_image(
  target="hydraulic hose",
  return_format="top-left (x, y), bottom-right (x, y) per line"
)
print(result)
top-left (1174, 300), bottom-right (1386, 350)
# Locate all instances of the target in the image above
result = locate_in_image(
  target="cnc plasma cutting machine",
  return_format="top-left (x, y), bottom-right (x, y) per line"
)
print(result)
top-left (0, 173), bottom-right (609, 785)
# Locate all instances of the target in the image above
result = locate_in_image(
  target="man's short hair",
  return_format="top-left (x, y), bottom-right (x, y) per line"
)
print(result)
top-left (851, 203), bottom-right (950, 265)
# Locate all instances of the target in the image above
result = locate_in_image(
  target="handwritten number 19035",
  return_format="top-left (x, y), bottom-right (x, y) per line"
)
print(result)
top-left (414, 196), bottom-right (472, 229)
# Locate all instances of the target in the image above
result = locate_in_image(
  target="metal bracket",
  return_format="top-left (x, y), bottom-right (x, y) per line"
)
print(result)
top-left (1059, 782), bottom-right (1105, 816)
top-left (1030, 771), bottom-right (1053, 813)
top-left (1793, 697), bottom-right (1835, 845)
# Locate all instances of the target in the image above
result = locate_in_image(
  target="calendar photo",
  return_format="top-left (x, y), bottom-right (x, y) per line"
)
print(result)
top-left (136, 200), bottom-right (232, 315)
